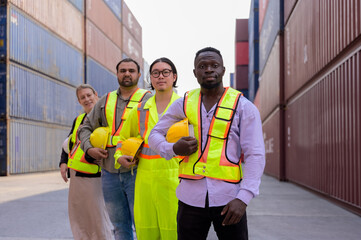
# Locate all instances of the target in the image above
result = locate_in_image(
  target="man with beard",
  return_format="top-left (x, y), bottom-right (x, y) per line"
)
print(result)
top-left (148, 47), bottom-right (265, 240)
top-left (78, 58), bottom-right (152, 240)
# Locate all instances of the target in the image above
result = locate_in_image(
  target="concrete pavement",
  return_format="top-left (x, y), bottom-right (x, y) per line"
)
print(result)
top-left (0, 171), bottom-right (360, 239)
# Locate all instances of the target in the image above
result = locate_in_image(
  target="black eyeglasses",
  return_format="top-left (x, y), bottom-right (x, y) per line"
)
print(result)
top-left (151, 69), bottom-right (172, 78)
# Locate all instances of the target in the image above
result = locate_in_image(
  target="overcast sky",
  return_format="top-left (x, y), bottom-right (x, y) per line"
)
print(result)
top-left (126, 0), bottom-right (251, 95)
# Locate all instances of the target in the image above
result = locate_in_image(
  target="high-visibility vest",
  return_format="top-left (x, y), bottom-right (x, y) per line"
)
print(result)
top-left (105, 88), bottom-right (150, 147)
top-left (137, 93), bottom-right (182, 164)
top-left (180, 87), bottom-right (243, 183)
top-left (114, 93), bottom-right (181, 169)
top-left (68, 113), bottom-right (101, 174)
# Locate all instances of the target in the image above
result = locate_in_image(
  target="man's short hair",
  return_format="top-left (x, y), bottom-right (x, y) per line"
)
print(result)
top-left (116, 58), bottom-right (140, 73)
top-left (195, 47), bottom-right (223, 61)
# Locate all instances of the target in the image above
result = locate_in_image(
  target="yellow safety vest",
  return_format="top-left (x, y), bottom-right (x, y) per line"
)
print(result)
top-left (105, 88), bottom-right (150, 147)
top-left (180, 87), bottom-right (243, 183)
top-left (68, 113), bottom-right (101, 174)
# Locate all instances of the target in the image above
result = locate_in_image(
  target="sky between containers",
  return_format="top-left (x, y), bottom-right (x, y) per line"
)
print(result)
top-left (126, 0), bottom-right (251, 95)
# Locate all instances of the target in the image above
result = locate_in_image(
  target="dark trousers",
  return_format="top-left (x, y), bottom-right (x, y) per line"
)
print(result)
top-left (177, 200), bottom-right (248, 240)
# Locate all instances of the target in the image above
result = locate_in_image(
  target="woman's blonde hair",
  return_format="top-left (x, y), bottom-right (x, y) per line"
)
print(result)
top-left (76, 84), bottom-right (96, 99)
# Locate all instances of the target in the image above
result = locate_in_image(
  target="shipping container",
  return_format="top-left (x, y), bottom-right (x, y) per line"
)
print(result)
top-left (68, 0), bottom-right (84, 13)
top-left (122, 1), bottom-right (142, 45)
top-left (285, 0), bottom-right (361, 100)
top-left (10, 7), bottom-right (84, 86)
top-left (9, 63), bottom-right (79, 125)
top-left (259, 0), bottom-right (283, 74)
top-left (103, 0), bottom-right (122, 21)
top-left (248, 0), bottom-right (259, 102)
top-left (86, 57), bottom-right (118, 97)
top-left (122, 26), bottom-right (143, 67)
top-left (258, 0), bottom-right (269, 32)
top-left (86, 19), bottom-right (121, 74)
top-left (8, 119), bottom-right (69, 174)
top-left (283, 0), bottom-right (297, 26)
top-left (10, 0), bottom-right (84, 51)
top-left (86, 0), bottom-right (122, 49)
top-left (236, 65), bottom-right (248, 89)
top-left (259, 35), bottom-right (281, 121)
top-left (263, 107), bottom-right (282, 179)
top-left (286, 47), bottom-right (361, 213)
top-left (236, 42), bottom-right (249, 65)
top-left (236, 19), bottom-right (248, 42)
top-left (239, 89), bottom-right (249, 100)
top-left (230, 73), bottom-right (235, 88)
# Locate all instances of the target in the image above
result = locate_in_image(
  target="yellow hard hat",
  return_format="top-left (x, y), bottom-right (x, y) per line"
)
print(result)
top-left (121, 137), bottom-right (144, 159)
top-left (90, 127), bottom-right (110, 149)
top-left (166, 118), bottom-right (193, 143)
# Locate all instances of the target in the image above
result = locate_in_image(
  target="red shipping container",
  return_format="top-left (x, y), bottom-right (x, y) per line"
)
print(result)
top-left (284, 0), bottom-right (298, 25)
top-left (235, 65), bottom-right (248, 89)
top-left (10, 0), bottom-right (84, 51)
top-left (86, 19), bottom-right (121, 74)
top-left (263, 108), bottom-right (282, 179)
top-left (236, 42), bottom-right (249, 65)
top-left (86, 0), bottom-right (122, 49)
top-left (285, 48), bottom-right (361, 212)
top-left (285, 0), bottom-right (361, 101)
top-left (259, 35), bottom-right (282, 121)
top-left (235, 19), bottom-right (248, 42)
top-left (122, 1), bottom-right (142, 45)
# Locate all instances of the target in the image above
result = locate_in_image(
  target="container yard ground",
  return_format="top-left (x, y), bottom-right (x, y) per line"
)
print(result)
top-left (0, 172), bottom-right (361, 240)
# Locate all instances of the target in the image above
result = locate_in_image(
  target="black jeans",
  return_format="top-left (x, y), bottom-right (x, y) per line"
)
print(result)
top-left (177, 200), bottom-right (248, 240)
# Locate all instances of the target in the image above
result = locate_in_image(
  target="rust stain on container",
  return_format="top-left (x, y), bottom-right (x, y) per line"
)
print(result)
top-left (86, 0), bottom-right (122, 49)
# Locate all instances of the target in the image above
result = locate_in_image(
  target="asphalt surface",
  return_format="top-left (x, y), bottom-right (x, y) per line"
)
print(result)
top-left (0, 171), bottom-right (361, 240)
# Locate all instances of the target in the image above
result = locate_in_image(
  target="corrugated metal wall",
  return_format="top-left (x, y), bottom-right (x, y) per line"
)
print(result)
top-left (253, 0), bottom-right (361, 213)
top-left (1, 0), bottom-right (143, 175)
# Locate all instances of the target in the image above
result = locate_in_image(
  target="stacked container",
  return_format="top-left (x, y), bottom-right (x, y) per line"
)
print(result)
top-left (284, 0), bottom-right (361, 214)
top-left (0, 0), bottom-right (144, 175)
top-left (253, 0), bottom-right (361, 214)
top-left (235, 19), bottom-right (249, 99)
top-left (258, 0), bottom-right (285, 180)
top-left (0, 0), bottom-right (85, 175)
top-left (248, 0), bottom-right (259, 102)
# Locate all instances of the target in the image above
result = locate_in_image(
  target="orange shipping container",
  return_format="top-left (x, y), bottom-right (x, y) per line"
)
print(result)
top-left (86, 0), bottom-right (122, 49)
top-left (10, 0), bottom-right (84, 51)
top-left (86, 19), bottom-right (121, 74)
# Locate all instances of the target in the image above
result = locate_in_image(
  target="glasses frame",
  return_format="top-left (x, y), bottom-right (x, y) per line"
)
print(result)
top-left (151, 69), bottom-right (173, 78)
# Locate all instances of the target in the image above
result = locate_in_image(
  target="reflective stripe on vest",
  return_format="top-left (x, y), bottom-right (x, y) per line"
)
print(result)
top-left (68, 113), bottom-right (100, 174)
top-left (136, 95), bottom-right (182, 162)
top-left (105, 88), bottom-right (150, 147)
top-left (180, 87), bottom-right (243, 183)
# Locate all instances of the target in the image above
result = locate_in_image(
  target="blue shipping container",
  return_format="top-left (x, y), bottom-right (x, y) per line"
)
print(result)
top-left (104, 0), bottom-right (122, 21)
top-left (86, 57), bottom-right (118, 98)
top-left (10, 7), bottom-right (84, 86)
top-left (9, 63), bottom-right (79, 125)
top-left (68, 0), bottom-right (84, 13)
top-left (9, 119), bottom-right (69, 174)
top-left (248, 73), bottom-right (259, 102)
top-left (259, 0), bottom-right (283, 74)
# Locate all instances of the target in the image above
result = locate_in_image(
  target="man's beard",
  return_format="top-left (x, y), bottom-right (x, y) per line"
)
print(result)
top-left (119, 77), bottom-right (137, 87)
top-left (200, 81), bottom-right (221, 89)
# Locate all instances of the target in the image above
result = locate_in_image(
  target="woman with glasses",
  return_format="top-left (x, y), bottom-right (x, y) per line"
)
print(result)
top-left (114, 57), bottom-right (180, 239)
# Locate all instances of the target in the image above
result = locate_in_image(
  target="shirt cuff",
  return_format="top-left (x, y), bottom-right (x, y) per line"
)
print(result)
top-left (236, 189), bottom-right (254, 205)
top-left (160, 142), bottom-right (177, 160)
